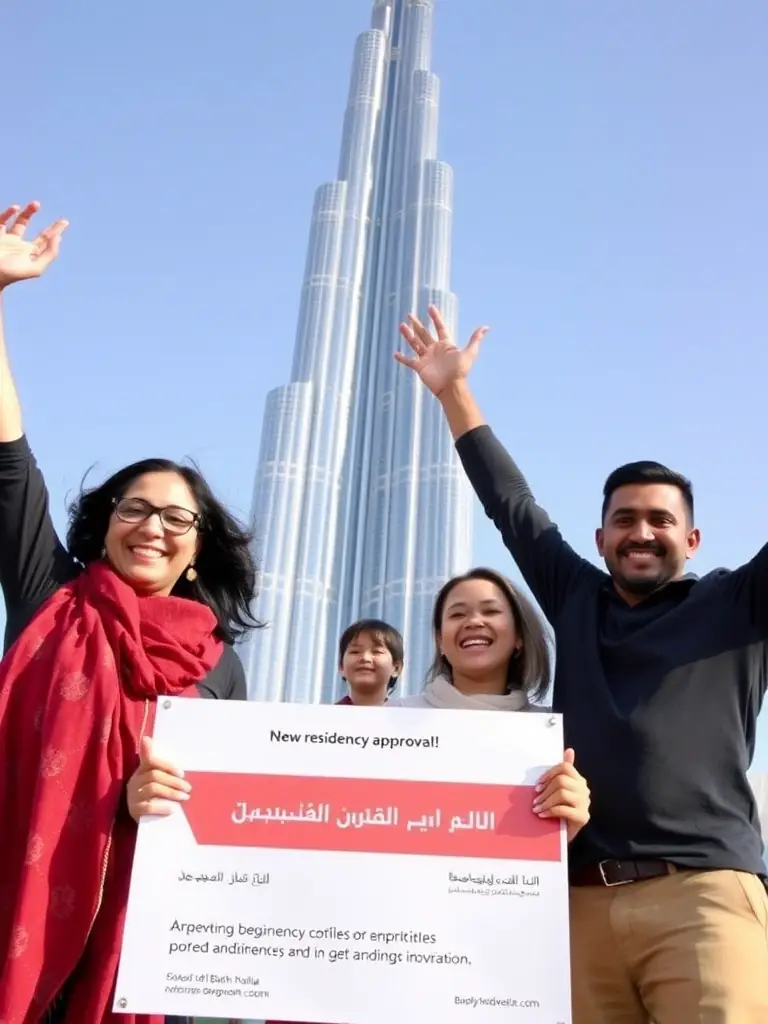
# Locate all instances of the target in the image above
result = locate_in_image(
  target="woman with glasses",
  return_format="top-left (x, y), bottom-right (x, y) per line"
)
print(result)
top-left (0, 202), bottom-right (261, 1024)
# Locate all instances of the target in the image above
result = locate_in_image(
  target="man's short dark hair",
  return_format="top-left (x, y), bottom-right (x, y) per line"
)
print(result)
top-left (601, 461), bottom-right (694, 524)
top-left (338, 619), bottom-right (404, 693)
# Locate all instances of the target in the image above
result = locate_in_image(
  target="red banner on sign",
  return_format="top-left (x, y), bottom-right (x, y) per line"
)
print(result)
top-left (181, 773), bottom-right (561, 862)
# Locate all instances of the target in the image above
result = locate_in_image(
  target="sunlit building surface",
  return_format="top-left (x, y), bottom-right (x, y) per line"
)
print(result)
top-left (241, 0), bottom-right (472, 702)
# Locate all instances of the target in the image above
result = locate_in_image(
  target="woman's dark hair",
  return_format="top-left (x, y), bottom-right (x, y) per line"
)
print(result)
top-left (427, 567), bottom-right (551, 703)
top-left (338, 618), bottom-right (404, 694)
top-left (66, 458), bottom-right (264, 644)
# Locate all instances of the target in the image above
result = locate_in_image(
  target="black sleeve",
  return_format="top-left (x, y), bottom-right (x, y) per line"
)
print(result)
top-left (455, 426), bottom-right (602, 621)
top-left (198, 645), bottom-right (247, 700)
top-left (727, 542), bottom-right (768, 639)
top-left (0, 436), bottom-right (76, 650)
top-left (227, 650), bottom-right (247, 700)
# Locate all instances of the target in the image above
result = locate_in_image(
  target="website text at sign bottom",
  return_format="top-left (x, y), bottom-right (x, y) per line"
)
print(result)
top-left (181, 772), bottom-right (561, 860)
top-left (456, 996), bottom-right (542, 1010)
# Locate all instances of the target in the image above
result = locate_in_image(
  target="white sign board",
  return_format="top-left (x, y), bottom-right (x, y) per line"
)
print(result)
top-left (115, 700), bottom-right (572, 1023)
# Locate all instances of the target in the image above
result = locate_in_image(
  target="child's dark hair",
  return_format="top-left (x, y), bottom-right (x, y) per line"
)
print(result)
top-left (338, 618), bottom-right (404, 694)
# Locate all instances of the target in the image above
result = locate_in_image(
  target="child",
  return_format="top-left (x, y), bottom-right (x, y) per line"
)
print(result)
top-left (335, 618), bottom-right (403, 705)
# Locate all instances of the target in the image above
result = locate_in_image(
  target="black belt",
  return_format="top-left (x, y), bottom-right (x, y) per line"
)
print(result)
top-left (570, 858), bottom-right (675, 887)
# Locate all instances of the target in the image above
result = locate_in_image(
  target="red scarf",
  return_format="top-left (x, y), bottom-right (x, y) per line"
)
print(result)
top-left (0, 561), bottom-right (222, 1024)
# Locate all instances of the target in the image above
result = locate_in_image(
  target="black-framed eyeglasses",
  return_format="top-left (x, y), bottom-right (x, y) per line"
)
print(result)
top-left (112, 497), bottom-right (201, 536)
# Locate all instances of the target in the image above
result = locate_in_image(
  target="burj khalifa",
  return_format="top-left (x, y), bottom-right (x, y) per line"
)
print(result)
top-left (241, 0), bottom-right (473, 702)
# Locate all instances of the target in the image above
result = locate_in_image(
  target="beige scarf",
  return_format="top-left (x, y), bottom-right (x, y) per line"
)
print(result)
top-left (390, 674), bottom-right (530, 712)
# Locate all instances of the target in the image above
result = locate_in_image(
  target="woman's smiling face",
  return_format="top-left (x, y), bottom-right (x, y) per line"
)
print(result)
top-left (437, 577), bottom-right (520, 681)
top-left (104, 472), bottom-right (200, 595)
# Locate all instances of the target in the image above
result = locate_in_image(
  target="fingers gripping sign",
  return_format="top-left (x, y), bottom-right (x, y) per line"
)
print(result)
top-left (126, 735), bottom-right (192, 822)
top-left (394, 303), bottom-right (489, 397)
top-left (533, 748), bottom-right (592, 844)
top-left (0, 201), bottom-right (69, 289)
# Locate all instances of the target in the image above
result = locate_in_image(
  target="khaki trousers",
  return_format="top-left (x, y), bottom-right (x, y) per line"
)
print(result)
top-left (569, 869), bottom-right (768, 1023)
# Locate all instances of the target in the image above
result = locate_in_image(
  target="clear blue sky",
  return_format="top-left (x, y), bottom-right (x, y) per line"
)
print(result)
top-left (4, 1), bottom-right (767, 768)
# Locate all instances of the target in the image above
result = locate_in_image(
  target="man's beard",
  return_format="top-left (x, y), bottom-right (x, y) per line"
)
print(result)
top-left (615, 570), bottom-right (674, 596)
top-left (611, 543), bottom-right (675, 596)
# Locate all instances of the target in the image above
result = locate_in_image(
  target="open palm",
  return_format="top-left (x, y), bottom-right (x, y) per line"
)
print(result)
top-left (395, 305), bottom-right (488, 397)
top-left (0, 202), bottom-right (68, 289)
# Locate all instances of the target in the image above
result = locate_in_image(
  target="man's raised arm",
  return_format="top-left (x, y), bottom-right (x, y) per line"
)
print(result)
top-left (395, 307), bottom-right (598, 621)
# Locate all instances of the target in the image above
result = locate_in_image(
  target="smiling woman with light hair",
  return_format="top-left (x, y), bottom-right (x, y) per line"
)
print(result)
top-left (389, 567), bottom-right (591, 844)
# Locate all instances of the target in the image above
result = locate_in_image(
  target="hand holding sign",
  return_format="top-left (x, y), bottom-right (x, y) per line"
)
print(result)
top-left (533, 748), bottom-right (590, 842)
top-left (127, 736), bottom-right (192, 820)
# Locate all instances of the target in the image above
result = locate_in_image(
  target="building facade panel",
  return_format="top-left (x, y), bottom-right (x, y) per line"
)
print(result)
top-left (244, 0), bottom-right (473, 702)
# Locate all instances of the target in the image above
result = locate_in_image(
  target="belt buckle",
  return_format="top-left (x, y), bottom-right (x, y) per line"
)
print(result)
top-left (598, 860), bottom-right (634, 887)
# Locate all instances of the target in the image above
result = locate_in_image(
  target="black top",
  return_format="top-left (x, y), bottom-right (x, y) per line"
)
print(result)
top-left (0, 436), bottom-right (245, 700)
top-left (456, 425), bottom-right (767, 876)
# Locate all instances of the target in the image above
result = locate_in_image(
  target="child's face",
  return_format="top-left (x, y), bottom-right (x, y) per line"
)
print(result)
top-left (340, 630), bottom-right (398, 702)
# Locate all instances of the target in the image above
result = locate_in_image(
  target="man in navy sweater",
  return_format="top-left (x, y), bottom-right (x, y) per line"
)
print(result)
top-left (396, 305), bottom-right (768, 1023)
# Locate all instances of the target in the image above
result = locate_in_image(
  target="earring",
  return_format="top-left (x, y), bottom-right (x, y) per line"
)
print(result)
top-left (186, 565), bottom-right (198, 582)
top-left (101, 547), bottom-right (106, 559)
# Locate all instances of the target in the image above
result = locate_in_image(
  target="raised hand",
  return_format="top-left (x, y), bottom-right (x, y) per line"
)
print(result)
top-left (394, 304), bottom-right (488, 397)
top-left (0, 202), bottom-right (68, 290)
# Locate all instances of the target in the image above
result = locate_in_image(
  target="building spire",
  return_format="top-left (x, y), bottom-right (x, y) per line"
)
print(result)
top-left (242, 0), bottom-right (471, 702)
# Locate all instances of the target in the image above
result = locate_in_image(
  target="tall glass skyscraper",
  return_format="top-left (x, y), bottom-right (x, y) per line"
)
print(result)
top-left (241, 0), bottom-right (472, 703)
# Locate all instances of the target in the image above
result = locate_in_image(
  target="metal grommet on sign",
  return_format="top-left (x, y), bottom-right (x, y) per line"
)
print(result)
top-left (117, 997), bottom-right (128, 1009)
top-left (547, 715), bottom-right (557, 727)
top-left (163, 699), bottom-right (172, 710)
